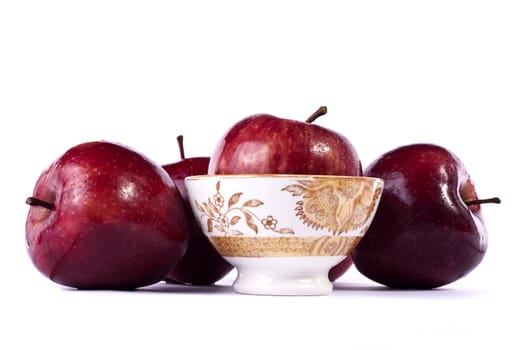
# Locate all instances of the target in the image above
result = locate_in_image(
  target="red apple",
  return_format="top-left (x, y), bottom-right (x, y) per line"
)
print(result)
top-left (209, 107), bottom-right (362, 281)
top-left (328, 256), bottom-right (353, 282)
top-left (351, 143), bottom-right (500, 289)
top-left (162, 135), bottom-right (233, 285)
top-left (25, 141), bottom-right (190, 290)
top-left (208, 106), bottom-right (362, 176)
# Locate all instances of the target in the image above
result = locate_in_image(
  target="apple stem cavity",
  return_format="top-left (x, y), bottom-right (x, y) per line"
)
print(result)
top-left (177, 135), bottom-right (186, 160)
top-left (464, 197), bottom-right (501, 206)
top-left (305, 106), bottom-right (328, 124)
top-left (26, 197), bottom-right (55, 210)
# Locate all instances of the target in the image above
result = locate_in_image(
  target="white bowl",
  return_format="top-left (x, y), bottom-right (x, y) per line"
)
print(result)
top-left (185, 174), bottom-right (384, 295)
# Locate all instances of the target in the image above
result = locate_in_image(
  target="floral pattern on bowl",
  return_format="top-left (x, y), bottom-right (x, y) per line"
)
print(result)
top-left (192, 176), bottom-right (383, 237)
top-left (193, 180), bottom-right (295, 237)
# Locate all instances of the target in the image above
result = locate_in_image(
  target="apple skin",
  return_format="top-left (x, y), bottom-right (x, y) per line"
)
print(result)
top-left (351, 143), bottom-right (488, 289)
top-left (328, 255), bottom-right (353, 282)
top-left (25, 141), bottom-right (190, 290)
top-left (208, 113), bottom-right (362, 176)
top-left (162, 156), bottom-right (233, 285)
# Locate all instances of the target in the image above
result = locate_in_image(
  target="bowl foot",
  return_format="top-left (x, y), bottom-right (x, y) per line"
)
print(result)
top-left (227, 256), bottom-right (345, 296)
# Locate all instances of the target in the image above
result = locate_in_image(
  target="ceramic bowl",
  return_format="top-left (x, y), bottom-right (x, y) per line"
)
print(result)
top-left (185, 174), bottom-right (384, 296)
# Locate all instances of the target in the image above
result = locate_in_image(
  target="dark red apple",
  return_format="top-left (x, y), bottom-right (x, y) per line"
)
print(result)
top-left (351, 143), bottom-right (500, 289)
top-left (328, 256), bottom-right (353, 282)
top-left (25, 141), bottom-right (190, 290)
top-left (209, 107), bottom-right (362, 281)
top-left (162, 135), bottom-right (233, 285)
top-left (208, 106), bottom-right (362, 176)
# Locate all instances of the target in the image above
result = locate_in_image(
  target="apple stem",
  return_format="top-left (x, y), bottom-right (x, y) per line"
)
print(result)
top-left (305, 106), bottom-right (328, 123)
top-left (177, 135), bottom-right (186, 160)
top-left (464, 197), bottom-right (501, 206)
top-left (26, 197), bottom-right (55, 210)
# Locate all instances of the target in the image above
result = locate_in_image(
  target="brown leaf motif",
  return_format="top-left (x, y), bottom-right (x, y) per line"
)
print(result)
top-left (281, 184), bottom-right (308, 196)
top-left (194, 181), bottom-right (294, 236)
top-left (243, 199), bottom-right (264, 207)
top-left (230, 216), bottom-right (241, 225)
top-left (274, 228), bottom-right (295, 235)
top-left (228, 192), bottom-right (243, 209)
top-left (244, 212), bottom-right (258, 234)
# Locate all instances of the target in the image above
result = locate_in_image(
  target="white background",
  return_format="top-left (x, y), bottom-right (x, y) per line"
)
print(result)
top-left (1, 1), bottom-right (523, 349)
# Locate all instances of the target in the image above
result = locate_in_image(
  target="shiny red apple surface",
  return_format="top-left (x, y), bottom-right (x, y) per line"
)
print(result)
top-left (208, 107), bottom-right (362, 176)
top-left (352, 143), bottom-right (499, 289)
top-left (25, 141), bottom-right (190, 289)
top-left (328, 255), bottom-right (353, 282)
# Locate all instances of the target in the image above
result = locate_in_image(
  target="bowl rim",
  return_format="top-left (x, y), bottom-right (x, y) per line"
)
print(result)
top-left (185, 174), bottom-right (384, 182)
